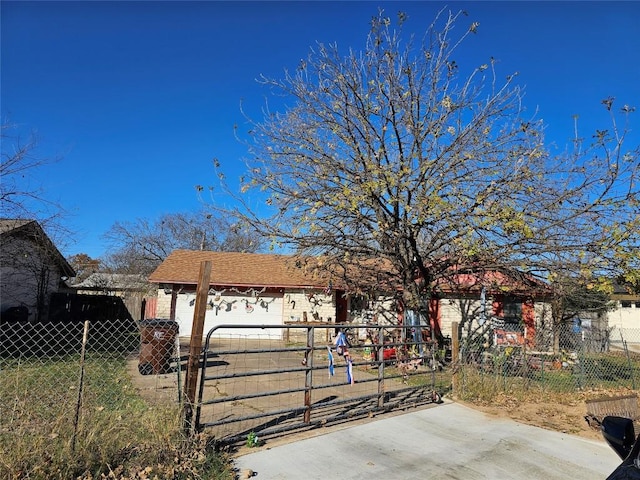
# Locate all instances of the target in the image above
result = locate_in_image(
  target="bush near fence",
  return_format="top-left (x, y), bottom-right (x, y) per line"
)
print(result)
top-left (454, 323), bottom-right (640, 401)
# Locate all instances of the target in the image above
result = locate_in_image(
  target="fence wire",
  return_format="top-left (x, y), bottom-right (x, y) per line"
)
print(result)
top-left (455, 322), bottom-right (640, 398)
top-left (195, 324), bottom-right (449, 445)
top-left (4, 312), bottom-right (640, 477)
top-left (0, 318), bottom-right (183, 479)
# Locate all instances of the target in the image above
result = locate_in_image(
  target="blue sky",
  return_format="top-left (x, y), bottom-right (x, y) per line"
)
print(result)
top-left (2, 1), bottom-right (639, 259)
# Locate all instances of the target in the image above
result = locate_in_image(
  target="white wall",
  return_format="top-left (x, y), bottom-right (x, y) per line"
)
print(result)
top-left (607, 301), bottom-right (640, 330)
top-left (283, 289), bottom-right (335, 323)
top-left (153, 289), bottom-right (172, 319)
top-left (440, 298), bottom-right (484, 339)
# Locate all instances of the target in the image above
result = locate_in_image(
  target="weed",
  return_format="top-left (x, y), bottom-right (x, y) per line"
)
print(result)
top-left (246, 432), bottom-right (260, 448)
top-left (0, 357), bottom-right (233, 480)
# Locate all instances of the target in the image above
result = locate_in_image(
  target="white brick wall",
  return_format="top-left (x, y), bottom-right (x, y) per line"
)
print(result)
top-left (440, 298), bottom-right (484, 338)
top-left (155, 289), bottom-right (172, 319)
top-left (283, 289), bottom-right (335, 323)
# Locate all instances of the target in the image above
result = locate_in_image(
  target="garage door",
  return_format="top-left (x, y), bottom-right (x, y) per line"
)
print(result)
top-left (174, 291), bottom-right (284, 339)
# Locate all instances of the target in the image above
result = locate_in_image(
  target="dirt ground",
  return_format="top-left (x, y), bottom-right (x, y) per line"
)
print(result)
top-left (457, 390), bottom-right (637, 442)
top-left (127, 355), bottom-right (622, 444)
top-left (127, 340), bottom-right (633, 445)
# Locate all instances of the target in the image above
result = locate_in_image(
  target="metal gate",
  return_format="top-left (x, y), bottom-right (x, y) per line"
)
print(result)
top-left (194, 323), bottom-right (448, 445)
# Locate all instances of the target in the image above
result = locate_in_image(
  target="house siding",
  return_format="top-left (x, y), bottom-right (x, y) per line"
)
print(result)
top-left (279, 289), bottom-right (335, 344)
top-left (1, 234), bottom-right (64, 322)
top-left (608, 300), bottom-right (640, 330)
top-left (439, 295), bottom-right (552, 347)
top-left (283, 289), bottom-right (335, 324)
top-left (439, 297), bottom-right (483, 339)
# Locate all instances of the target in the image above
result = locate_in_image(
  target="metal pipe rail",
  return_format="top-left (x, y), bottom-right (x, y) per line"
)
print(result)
top-left (194, 323), bottom-right (444, 444)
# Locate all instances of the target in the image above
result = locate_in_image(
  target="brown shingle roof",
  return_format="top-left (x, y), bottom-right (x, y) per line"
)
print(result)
top-left (148, 250), bottom-right (328, 288)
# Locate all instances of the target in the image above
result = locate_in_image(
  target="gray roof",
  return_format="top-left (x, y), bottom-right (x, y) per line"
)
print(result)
top-left (72, 273), bottom-right (150, 291)
top-left (0, 218), bottom-right (75, 278)
top-left (0, 218), bottom-right (34, 235)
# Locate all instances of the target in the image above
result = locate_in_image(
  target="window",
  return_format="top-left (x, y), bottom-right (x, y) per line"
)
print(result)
top-left (621, 301), bottom-right (632, 308)
top-left (503, 298), bottom-right (522, 322)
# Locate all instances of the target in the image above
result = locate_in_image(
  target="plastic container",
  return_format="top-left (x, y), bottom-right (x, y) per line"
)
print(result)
top-left (138, 319), bottom-right (179, 375)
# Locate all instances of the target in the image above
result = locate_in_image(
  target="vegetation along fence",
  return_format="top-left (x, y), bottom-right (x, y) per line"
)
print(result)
top-left (0, 314), bottom-right (181, 480)
top-left (3, 304), bottom-right (640, 477)
top-left (454, 320), bottom-right (640, 401)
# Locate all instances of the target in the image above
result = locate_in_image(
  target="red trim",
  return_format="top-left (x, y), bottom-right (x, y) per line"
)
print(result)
top-left (493, 294), bottom-right (504, 317)
top-left (429, 297), bottom-right (442, 340)
top-left (523, 298), bottom-right (535, 347)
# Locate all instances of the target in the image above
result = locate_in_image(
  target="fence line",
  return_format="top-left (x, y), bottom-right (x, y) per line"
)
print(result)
top-left (4, 313), bottom-right (640, 477)
top-left (194, 323), bottom-right (447, 444)
top-left (453, 322), bottom-right (640, 398)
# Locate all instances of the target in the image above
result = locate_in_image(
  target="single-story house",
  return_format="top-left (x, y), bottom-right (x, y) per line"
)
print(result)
top-left (148, 250), bottom-right (552, 344)
top-left (0, 219), bottom-right (76, 322)
top-left (148, 250), bottom-right (336, 339)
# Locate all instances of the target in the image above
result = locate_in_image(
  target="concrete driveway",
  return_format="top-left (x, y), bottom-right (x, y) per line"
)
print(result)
top-left (234, 402), bottom-right (620, 480)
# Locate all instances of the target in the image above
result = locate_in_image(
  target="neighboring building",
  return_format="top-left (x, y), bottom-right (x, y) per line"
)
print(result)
top-left (0, 219), bottom-right (75, 322)
top-left (71, 273), bottom-right (156, 321)
top-left (148, 250), bottom-right (551, 343)
top-left (607, 281), bottom-right (640, 331)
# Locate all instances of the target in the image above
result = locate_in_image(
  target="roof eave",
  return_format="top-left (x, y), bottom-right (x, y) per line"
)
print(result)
top-left (149, 279), bottom-right (327, 290)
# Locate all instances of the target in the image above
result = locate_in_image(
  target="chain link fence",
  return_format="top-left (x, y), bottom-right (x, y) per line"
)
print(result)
top-left (4, 301), bottom-right (639, 477)
top-left (455, 320), bottom-right (640, 398)
top-left (0, 314), bottom-right (183, 479)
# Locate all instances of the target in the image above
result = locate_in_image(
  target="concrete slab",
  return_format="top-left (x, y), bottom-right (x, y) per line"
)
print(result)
top-left (235, 402), bottom-right (620, 480)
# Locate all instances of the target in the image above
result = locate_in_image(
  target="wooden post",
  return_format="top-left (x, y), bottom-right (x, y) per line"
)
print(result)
top-left (183, 260), bottom-right (212, 433)
top-left (303, 327), bottom-right (313, 423)
top-left (451, 322), bottom-right (459, 396)
top-left (71, 320), bottom-right (90, 453)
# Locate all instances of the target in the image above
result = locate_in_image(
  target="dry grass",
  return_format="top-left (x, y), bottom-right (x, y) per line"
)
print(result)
top-left (0, 356), bottom-right (234, 480)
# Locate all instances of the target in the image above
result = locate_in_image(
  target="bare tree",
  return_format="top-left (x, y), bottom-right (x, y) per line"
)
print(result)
top-left (0, 121), bottom-right (73, 250)
top-left (221, 10), bottom-right (638, 328)
top-left (1, 123), bottom-right (75, 322)
top-left (1, 122), bottom-right (64, 220)
top-left (103, 210), bottom-right (263, 275)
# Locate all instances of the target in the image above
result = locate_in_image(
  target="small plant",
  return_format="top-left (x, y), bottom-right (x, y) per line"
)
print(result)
top-left (246, 431), bottom-right (260, 448)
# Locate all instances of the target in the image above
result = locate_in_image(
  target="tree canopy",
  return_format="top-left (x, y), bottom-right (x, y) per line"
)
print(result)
top-left (224, 10), bottom-right (639, 313)
top-left (103, 211), bottom-right (263, 275)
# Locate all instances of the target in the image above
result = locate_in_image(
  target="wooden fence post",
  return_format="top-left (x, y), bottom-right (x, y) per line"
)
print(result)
top-left (183, 260), bottom-right (212, 433)
top-left (451, 321), bottom-right (459, 396)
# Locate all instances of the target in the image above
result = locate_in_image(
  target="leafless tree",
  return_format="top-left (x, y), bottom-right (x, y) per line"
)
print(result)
top-left (1, 123), bottom-right (75, 322)
top-left (103, 210), bottom-right (264, 275)
top-left (1, 122), bottom-right (64, 221)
